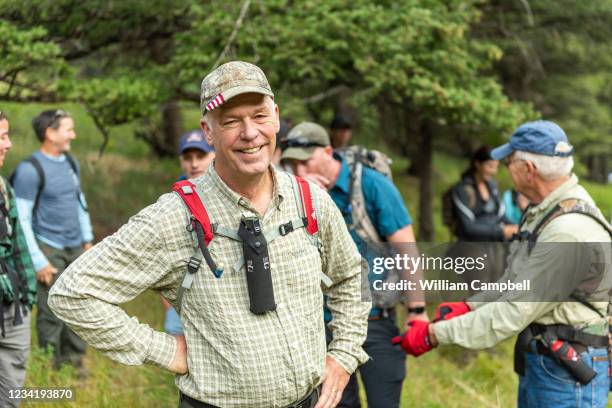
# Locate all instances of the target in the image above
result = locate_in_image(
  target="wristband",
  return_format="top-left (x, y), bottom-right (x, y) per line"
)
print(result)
top-left (407, 306), bottom-right (425, 314)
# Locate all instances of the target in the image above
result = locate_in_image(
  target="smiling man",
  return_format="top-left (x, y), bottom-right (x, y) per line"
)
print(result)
top-left (48, 61), bottom-right (370, 408)
top-left (11, 109), bottom-right (93, 374)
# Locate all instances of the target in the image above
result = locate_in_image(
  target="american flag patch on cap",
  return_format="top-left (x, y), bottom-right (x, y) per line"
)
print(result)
top-left (205, 94), bottom-right (225, 111)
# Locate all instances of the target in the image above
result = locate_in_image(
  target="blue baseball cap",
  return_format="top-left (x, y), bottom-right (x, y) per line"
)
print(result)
top-left (178, 130), bottom-right (214, 154)
top-left (491, 120), bottom-right (574, 160)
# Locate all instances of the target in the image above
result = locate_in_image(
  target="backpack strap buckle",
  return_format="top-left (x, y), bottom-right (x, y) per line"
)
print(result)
top-left (279, 221), bottom-right (294, 236)
top-left (187, 256), bottom-right (202, 274)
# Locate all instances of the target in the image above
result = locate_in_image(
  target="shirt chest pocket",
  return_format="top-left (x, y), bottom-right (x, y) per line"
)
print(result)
top-left (270, 230), bottom-right (322, 299)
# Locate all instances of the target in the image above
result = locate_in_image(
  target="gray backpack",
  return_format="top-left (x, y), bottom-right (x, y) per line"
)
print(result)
top-left (337, 146), bottom-right (402, 309)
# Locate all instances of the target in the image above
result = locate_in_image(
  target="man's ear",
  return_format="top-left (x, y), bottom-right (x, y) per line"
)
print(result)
top-left (525, 160), bottom-right (537, 182)
top-left (44, 127), bottom-right (55, 142)
top-left (274, 103), bottom-right (280, 134)
top-left (324, 145), bottom-right (334, 156)
top-left (200, 117), bottom-right (214, 146)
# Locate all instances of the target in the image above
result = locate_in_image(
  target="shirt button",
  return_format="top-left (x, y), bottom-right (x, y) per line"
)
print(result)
top-left (238, 198), bottom-right (246, 206)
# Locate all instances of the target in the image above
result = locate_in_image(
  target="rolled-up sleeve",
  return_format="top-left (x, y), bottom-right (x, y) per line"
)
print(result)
top-left (315, 185), bottom-right (370, 373)
top-left (48, 194), bottom-right (182, 369)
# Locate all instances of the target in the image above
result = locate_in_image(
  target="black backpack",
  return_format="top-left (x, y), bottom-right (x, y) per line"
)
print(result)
top-left (9, 154), bottom-right (87, 217)
top-left (442, 177), bottom-right (502, 236)
top-left (442, 182), bottom-right (477, 235)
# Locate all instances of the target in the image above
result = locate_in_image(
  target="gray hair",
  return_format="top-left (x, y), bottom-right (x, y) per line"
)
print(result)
top-left (514, 150), bottom-right (574, 180)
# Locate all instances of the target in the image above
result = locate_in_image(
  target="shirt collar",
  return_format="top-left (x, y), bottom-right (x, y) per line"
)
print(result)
top-left (39, 150), bottom-right (66, 162)
top-left (204, 163), bottom-right (284, 213)
top-left (526, 173), bottom-right (579, 218)
top-left (332, 152), bottom-right (350, 194)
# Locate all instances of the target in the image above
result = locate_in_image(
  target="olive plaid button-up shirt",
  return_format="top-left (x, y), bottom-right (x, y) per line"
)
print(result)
top-left (49, 165), bottom-right (370, 407)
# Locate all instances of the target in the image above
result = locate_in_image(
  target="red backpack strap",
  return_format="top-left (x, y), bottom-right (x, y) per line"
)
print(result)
top-left (294, 176), bottom-right (319, 235)
top-left (172, 180), bottom-right (214, 245)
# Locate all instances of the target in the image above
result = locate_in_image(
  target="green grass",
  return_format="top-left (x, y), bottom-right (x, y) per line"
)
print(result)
top-left (2, 102), bottom-right (610, 407)
top-left (23, 291), bottom-right (178, 408)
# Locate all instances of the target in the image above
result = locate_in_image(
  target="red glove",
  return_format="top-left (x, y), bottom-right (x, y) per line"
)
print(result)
top-left (434, 301), bottom-right (470, 322)
top-left (391, 320), bottom-right (433, 357)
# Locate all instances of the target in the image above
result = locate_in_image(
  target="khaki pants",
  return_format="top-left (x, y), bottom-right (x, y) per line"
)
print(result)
top-left (36, 242), bottom-right (86, 367)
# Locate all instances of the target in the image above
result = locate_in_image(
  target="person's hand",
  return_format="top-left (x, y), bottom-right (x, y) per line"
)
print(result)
top-left (304, 173), bottom-right (331, 190)
top-left (314, 356), bottom-right (350, 408)
top-left (503, 224), bottom-right (519, 240)
top-left (433, 301), bottom-right (470, 322)
top-left (160, 296), bottom-right (172, 311)
top-left (36, 264), bottom-right (58, 287)
top-left (391, 320), bottom-right (434, 357)
top-left (83, 242), bottom-right (93, 251)
top-left (168, 334), bottom-right (188, 375)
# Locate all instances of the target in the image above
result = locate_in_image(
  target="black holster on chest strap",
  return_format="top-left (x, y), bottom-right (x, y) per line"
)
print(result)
top-left (238, 216), bottom-right (276, 315)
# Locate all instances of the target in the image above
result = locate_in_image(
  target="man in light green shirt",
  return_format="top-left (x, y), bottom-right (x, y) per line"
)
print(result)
top-left (48, 61), bottom-right (370, 408)
top-left (394, 120), bottom-right (611, 408)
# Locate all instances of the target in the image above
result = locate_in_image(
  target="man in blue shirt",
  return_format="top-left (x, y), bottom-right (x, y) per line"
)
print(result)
top-left (11, 109), bottom-right (93, 372)
top-left (281, 122), bottom-right (427, 408)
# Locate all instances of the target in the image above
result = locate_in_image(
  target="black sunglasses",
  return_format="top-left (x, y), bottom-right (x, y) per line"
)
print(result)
top-left (280, 137), bottom-right (327, 150)
top-left (43, 109), bottom-right (70, 129)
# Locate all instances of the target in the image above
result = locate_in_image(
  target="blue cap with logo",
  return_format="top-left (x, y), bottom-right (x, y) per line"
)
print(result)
top-left (491, 120), bottom-right (574, 160)
top-left (178, 130), bottom-right (214, 154)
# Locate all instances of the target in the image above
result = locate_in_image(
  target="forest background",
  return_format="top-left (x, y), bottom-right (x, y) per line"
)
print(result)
top-left (1, 0), bottom-right (611, 406)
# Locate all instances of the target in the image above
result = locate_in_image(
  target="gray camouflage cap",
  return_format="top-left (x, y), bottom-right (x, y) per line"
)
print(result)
top-left (200, 61), bottom-right (274, 115)
top-left (280, 122), bottom-right (330, 161)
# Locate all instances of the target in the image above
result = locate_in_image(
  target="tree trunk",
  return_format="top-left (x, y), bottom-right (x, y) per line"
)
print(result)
top-left (416, 118), bottom-right (434, 241)
top-left (405, 109), bottom-right (435, 241)
top-left (161, 98), bottom-right (183, 156)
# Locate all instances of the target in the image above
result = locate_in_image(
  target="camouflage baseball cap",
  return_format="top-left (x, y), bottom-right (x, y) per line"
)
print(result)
top-left (280, 122), bottom-right (330, 161)
top-left (200, 61), bottom-right (274, 115)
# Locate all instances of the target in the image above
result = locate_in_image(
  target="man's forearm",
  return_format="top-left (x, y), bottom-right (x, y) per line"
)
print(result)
top-left (433, 301), bottom-right (552, 349)
top-left (48, 278), bottom-right (177, 368)
top-left (403, 265), bottom-right (426, 308)
top-left (15, 198), bottom-right (49, 271)
top-left (78, 194), bottom-right (94, 243)
top-left (325, 267), bottom-right (371, 374)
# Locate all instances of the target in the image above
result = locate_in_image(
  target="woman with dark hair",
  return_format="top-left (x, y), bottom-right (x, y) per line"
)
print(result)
top-left (452, 145), bottom-right (518, 242)
top-left (448, 146), bottom-right (518, 288)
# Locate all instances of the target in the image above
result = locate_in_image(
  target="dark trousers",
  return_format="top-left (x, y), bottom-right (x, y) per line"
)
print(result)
top-left (326, 316), bottom-right (406, 408)
top-left (36, 242), bottom-right (86, 367)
